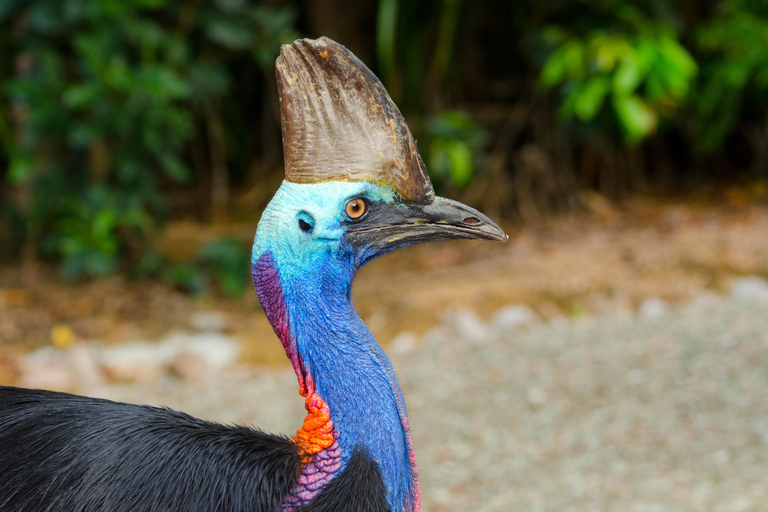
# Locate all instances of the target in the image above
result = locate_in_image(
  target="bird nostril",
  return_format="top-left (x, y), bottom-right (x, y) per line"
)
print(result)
top-left (463, 217), bottom-right (480, 224)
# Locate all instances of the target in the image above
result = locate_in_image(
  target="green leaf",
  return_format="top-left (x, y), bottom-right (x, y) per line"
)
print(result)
top-left (573, 77), bottom-right (610, 121)
top-left (613, 50), bottom-right (646, 94)
top-left (159, 153), bottom-right (190, 182)
top-left (62, 84), bottom-right (100, 109)
top-left (612, 93), bottom-right (657, 143)
top-left (8, 154), bottom-right (34, 183)
top-left (657, 36), bottom-right (697, 77)
top-left (377, 0), bottom-right (399, 90)
top-left (445, 140), bottom-right (473, 187)
top-left (540, 48), bottom-right (568, 88)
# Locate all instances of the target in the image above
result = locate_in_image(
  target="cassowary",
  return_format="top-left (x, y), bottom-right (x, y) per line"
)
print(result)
top-left (0, 37), bottom-right (506, 512)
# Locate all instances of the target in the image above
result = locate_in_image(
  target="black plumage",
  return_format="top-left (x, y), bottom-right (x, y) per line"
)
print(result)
top-left (0, 387), bottom-right (386, 512)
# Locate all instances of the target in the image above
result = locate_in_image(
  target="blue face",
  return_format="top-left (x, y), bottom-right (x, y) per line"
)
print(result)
top-left (253, 180), bottom-right (399, 282)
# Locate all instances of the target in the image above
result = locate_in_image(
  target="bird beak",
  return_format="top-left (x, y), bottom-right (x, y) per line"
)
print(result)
top-left (346, 196), bottom-right (508, 252)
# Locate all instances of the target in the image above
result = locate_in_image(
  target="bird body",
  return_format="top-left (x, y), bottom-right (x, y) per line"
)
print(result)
top-left (0, 38), bottom-right (506, 512)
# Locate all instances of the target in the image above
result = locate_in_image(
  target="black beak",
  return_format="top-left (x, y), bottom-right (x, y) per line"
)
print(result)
top-left (346, 196), bottom-right (508, 252)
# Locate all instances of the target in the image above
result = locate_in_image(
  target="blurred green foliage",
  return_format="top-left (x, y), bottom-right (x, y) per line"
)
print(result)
top-left (693, 0), bottom-right (768, 156)
top-left (1, 0), bottom-right (768, 288)
top-left (425, 111), bottom-right (487, 188)
top-left (540, 6), bottom-right (697, 144)
top-left (162, 237), bottom-right (251, 297)
top-left (0, 0), bottom-right (296, 279)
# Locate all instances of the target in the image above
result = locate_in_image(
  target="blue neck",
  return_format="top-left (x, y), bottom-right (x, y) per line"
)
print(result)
top-left (284, 256), bottom-right (417, 511)
top-left (253, 249), bottom-right (418, 512)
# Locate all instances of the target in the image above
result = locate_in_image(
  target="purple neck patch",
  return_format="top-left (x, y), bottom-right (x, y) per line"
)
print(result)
top-left (252, 252), bottom-right (308, 395)
top-left (281, 435), bottom-right (342, 510)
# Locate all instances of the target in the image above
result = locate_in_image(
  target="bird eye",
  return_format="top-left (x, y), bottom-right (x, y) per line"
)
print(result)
top-left (344, 198), bottom-right (368, 221)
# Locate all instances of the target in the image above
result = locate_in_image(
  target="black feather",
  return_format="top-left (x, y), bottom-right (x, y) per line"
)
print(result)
top-left (0, 386), bottom-right (302, 512)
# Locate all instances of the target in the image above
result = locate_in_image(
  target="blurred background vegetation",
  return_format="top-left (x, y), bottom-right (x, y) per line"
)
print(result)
top-left (1, 0), bottom-right (767, 292)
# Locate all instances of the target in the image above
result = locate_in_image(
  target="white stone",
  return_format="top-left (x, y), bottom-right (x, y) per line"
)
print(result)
top-left (161, 332), bottom-right (241, 369)
top-left (626, 369), bottom-right (646, 385)
top-left (526, 386), bottom-right (547, 406)
top-left (689, 291), bottom-right (721, 309)
top-left (390, 332), bottom-right (418, 355)
top-left (729, 498), bottom-right (754, 512)
top-left (445, 308), bottom-right (488, 343)
top-left (189, 311), bottom-right (228, 332)
top-left (98, 341), bottom-right (174, 383)
top-left (730, 276), bottom-right (768, 301)
top-left (70, 343), bottom-right (104, 388)
top-left (638, 297), bottom-right (669, 319)
top-left (19, 347), bottom-right (76, 392)
top-left (490, 304), bottom-right (540, 332)
top-left (170, 351), bottom-right (208, 379)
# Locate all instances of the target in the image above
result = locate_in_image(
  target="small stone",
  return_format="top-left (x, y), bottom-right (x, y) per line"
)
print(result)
top-left (638, 297), bottom-right (669, 319)
top-left (170, 351), bottom-right (208, 379)
top-left (19, 347), bottom-right (76, 392)
top-left (689, 291), bottom-right (721, 309)
top-left (190, 311), bottom-right (228, 332)
top-left (712, 449), bottom-right (730, 464)
top-left (526, 386), bottom-right (547, 406)
top-left (390, 332), bottom-right (418, 355)
top-left (490, 304), bottom-right (540, 332)
top-left (420, 325), bottom-right (450, 349)
top-left (70, 343), bottom-right (103, 388)
top-left (99, 341), bottom-right (174, 383)
top-left (21, 365), bottom-right (75, 392)
top-left (162, 332), bottom-right (241, 369)
top-left (626, 369), bottom-right (645, 385)
top-left (729, 498), bottom-right (753, 512)
top-left (730, 276), bottom-right (768, 301)
top-left (445, 308), bottom-right (488, 343)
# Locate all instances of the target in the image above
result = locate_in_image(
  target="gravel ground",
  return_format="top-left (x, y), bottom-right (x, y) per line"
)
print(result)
top-left (88, 292), bottom-right (768, 512)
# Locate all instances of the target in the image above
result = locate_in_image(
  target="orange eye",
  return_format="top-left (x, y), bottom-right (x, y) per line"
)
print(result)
top-left (345, 198), bottom-right (368, 220)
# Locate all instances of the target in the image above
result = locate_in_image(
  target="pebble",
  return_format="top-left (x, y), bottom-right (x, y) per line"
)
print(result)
top-left (189, 311), bottom-right (229, 332)
top-left (445, 308), bottom-right (488, 343)
top-left (637, 297), bottom-right (669, 318)
top-left (389, 332), bottom-right (418, 355)
top-left (160, 331), bottom-right (241, 369)
top-left (19, 347), bottom-right (76, 392)
top-left (18, 330), bottom-right (242, 388)
top-left (99, 341), bottom-right (175, 383)
top-left (490, 304), bottom-right (540, 332)
top-left (730, 276), bottom-right (768, 301)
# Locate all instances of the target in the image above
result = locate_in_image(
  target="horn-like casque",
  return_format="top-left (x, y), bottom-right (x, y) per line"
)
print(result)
top-left (276, 37), bottom-right (435, 204)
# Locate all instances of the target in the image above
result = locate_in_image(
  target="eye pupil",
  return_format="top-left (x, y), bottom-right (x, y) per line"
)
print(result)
top-left (345, 198), bottom-right (367, 220)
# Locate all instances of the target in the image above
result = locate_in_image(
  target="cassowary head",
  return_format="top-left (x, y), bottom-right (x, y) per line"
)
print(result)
top-left (254, 37), bottom-right (506, 280)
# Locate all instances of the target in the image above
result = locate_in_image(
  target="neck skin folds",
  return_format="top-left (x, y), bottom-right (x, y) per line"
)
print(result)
top-left (252, 251), bottom-right (419, 512)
